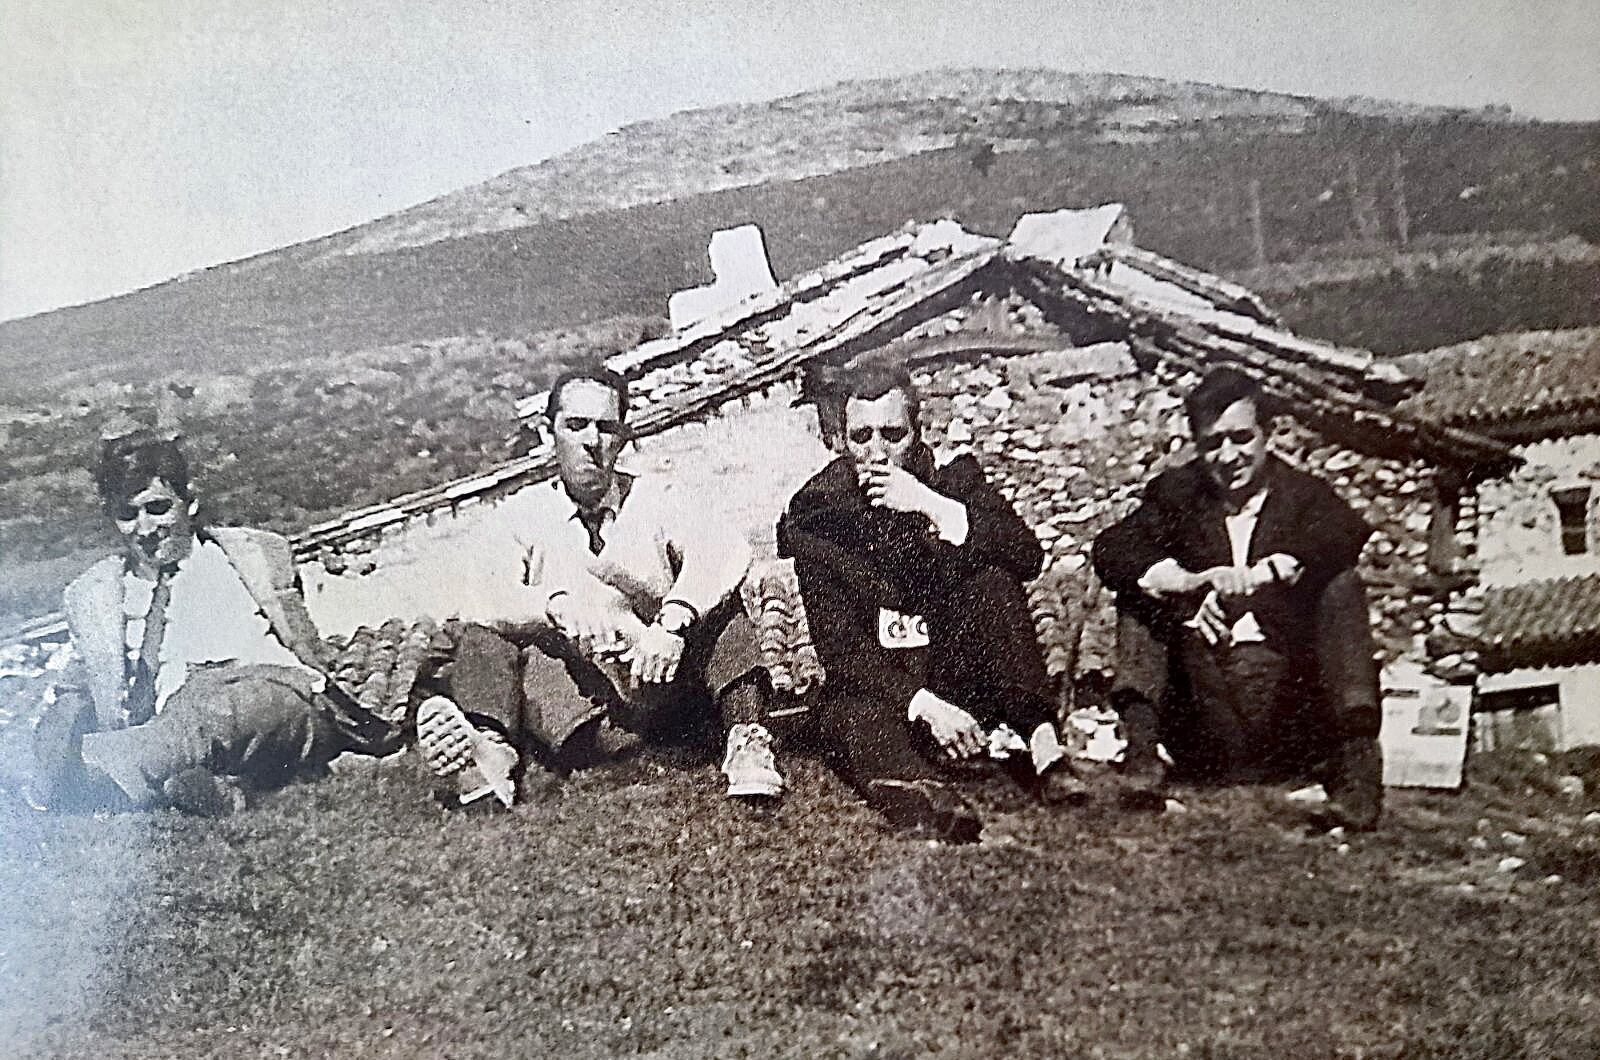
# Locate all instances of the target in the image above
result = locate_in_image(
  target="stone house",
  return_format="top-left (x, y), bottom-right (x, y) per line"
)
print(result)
top-left (1400, 329), bottom-right (1600, 752)
top-left (1, 210), bottom-right (1522, 779)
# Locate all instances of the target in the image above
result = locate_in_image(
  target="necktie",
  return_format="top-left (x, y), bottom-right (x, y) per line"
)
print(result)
top-left (125, 573), bottom-right (173, 725)
top-left (577, 508), bottom-right (607, 556)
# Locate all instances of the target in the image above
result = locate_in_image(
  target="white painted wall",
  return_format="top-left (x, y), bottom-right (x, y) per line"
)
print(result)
top-left (301, 385), bottom-right (832, 638)
top-left (1477, 433), bottom-right (1600, 586)
top-left (1478, 663), bottom-right (1600, 749)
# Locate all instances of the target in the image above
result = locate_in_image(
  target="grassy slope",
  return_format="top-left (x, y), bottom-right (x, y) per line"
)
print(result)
top-left (4, 751), bottom-right (1599, 1059)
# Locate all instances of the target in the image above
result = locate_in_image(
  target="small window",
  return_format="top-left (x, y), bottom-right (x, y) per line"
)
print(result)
top-left (1426, 476), bottom-right (1462, 575)
top-left (1475, 684), bottom-right (1562, 753)
top-left (1552, 486), bottom-right (1591, 556)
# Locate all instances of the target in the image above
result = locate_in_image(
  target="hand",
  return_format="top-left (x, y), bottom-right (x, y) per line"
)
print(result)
top-left (860, 463), bottom-right (941, 516)
top-left (1139, 559), bottom-right (1204, 598)
top-left (622, 622), bottom-right (685, 686)
top-left (1188, 590), bottom-right (1231, 647)
top-left (910, 689), bottom-right (986, 759)
top-left (548, 594), bottom-right (631, 657)
top-left (1205, 564), bottom-right (1274, 600)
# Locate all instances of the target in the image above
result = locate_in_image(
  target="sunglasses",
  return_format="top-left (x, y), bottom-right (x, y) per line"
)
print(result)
top-left (846, 425), bottom-right (911, 445)
top-left (1197, 427), bottom-right (1261, 453)
top-left (114, 498), bottom-right (176, 521)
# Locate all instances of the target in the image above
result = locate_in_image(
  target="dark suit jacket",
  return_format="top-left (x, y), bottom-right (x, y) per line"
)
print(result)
top-left (777, 447), bottom-right (1042, 709)
top-left (1091, 455), bottom-right (1371, 653)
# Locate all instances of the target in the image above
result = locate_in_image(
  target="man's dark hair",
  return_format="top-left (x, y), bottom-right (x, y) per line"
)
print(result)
top-left (810, 361), bottom-right (922, 446)
top-left (546, 366), bottom-right (631, 423)
top-left (94, 431), bottom-right (191, 511)
top-left (1184, 366), bottom-right (1265, 433)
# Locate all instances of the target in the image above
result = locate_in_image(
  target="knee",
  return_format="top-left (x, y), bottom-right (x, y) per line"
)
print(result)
top-left (1315, 568), bottom-right (1373, 627)
top-left (1319, 568), bottom-right (1367, 604)
top-left (956, 565), bottom-right (1028, 612)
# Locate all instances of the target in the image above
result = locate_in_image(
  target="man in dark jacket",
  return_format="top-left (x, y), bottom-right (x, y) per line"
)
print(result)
top-left (1091, 367), bottom-right (1384, 828)
top-left (779, 362), bottom-right (1082, 842)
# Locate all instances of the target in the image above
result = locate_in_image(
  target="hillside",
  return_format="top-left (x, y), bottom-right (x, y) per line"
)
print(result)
top-left (322, 69), bottom-right (1341, 258)
top-left (0, 69), bottom-right (1596, 627)
top-left (0, 79), bottom-right (1593, 392)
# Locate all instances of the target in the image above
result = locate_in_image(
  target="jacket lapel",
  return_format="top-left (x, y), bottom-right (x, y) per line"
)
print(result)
top-left (1248, 459), bottom-right (1297, 564)
top-left (210, 527), bottom-right (330, 670)
top-left (62, 556), bottom-right (129, 731)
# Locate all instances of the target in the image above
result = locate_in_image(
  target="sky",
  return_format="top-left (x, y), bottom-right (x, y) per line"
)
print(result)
top-left (2, 0), bottom-right (1597, 322)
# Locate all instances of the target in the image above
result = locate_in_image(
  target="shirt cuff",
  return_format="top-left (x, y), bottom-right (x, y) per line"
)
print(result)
top-left (1137, 558), bottom-right (1188, 594)
top-left (1258, 554), bottom-right (1304, 585)
top-left (907, 687), bottom-right (940, 722)
top-left (927, 497), bottom-right (970, 546)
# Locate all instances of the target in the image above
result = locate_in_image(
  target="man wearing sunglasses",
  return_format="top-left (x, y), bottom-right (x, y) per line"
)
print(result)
top-left (1091, 367), bottom-right (1384, 829)
top-left (7, 429), bottom-right (397, 814)
top-left (779, 362), bottom-right (1085, 843)
top-left (421, 366), bottom-right (779, 808)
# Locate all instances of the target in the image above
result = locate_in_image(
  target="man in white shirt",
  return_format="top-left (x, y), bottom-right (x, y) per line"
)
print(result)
top-left (14, 430), bottom-right (396, 814)
top-left (1091, 368), bottom-right (1384, 829)
top-left (422, 367), bottom-right (780, 807)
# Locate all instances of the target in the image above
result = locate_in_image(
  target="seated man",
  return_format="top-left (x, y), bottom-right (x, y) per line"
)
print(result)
top-left (9, 429), bottom-right (397, 815)
top-left (778, 362), bottom-right (1082, 843)
top-left (1090, 367), bottom-right (1384, 828)
top-left (424, 366), bottom-right (779, 807)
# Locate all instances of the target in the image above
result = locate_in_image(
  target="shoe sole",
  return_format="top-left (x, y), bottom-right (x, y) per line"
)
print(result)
top-left (866, 780), bottom-right (981, 844)
top-left (726, 780), bottom-right (784, 798)
top-left (416, 697), bottom-right (477, 780)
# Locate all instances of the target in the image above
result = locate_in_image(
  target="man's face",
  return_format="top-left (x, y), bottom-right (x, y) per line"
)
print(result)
top-left (550, 379), bottom-right (627, 503)
top-left (113, 477), bottom-right (195, 571)
top-left (1195, 397), bottom-right (1269, 497)
top-left (842, 389), bottom-right (919, 481)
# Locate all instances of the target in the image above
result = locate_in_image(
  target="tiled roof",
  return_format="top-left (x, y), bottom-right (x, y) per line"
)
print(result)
top-left (1479, 573), bottom-right (1600, 670)
top-left (1398, 328), bottom-right (1600, 440)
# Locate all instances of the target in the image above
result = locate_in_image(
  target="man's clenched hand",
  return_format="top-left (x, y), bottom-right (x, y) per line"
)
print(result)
top-left (624, 622), bottom-right (685, 686)
top-left (861, 463), bottom-right (941, 515)
top-left (1206, 564), bottom-right (1275, 600)
top-left (909, 689), bottom-right (985, 759)
top-left (548, 594), bottom-right (634, 657)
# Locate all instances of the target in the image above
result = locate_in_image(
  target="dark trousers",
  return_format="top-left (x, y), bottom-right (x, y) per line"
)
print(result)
top-left (1110, 569), bottom-right (1382, 782)
top-left (450, 598), bottom-right (767, 755)
top-left (815, 565), bottom-right (1057, 791)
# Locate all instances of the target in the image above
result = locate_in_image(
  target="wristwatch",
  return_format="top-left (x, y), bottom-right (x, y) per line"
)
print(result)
top-left (656, 600), bottom-right (696, 635)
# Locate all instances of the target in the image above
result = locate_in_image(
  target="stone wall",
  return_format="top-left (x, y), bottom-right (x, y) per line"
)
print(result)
top-left (1475, 433), bottom-right (1600, 588)
top-left (899, 303), bottom-right (1471, 696)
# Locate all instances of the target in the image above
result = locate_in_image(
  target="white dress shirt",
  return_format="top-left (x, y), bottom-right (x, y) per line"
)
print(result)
top-left (519, 473), bottom-right (752, 623)
top-left (123, 536), bottom-right (314, 711)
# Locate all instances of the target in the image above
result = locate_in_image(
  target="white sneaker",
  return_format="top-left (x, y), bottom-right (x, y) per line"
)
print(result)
top-left (722, 722), bottom-right (784, 798)
top-left (416, 696), bottom-right (517, 809)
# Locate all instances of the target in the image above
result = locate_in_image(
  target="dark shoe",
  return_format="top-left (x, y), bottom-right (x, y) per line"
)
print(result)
top-left (161, 769), bottom-right (245, 817)
top-left (1323, 737), bottom-right (1383, 831)
top-left (863, 779), bottom-right (981, 844)
top-left (556, 715), bottom-right (644, 771)
top-left (1116, 754), bottom-right (1170, 813)
top-left (1006, 754), bottom-right (1090, 807)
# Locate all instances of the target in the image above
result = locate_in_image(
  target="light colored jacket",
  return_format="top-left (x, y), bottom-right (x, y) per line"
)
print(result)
top-left (63, 528), bottom-right (352, 733)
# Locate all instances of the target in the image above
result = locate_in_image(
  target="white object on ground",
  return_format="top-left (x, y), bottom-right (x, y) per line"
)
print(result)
top-left (722, 722), bottom-right (784, 798)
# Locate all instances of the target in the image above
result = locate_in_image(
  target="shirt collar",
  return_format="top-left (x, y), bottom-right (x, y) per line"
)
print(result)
top-left (123, 535), bottom-right (203, 582)
top-left (554, 471), bottom-right (634, 521)
top-left (1230, 488), bottom-right (1269, 520)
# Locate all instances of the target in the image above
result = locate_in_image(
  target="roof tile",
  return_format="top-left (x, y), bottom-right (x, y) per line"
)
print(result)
top-left (1480, 572), bottom-right (1600, 668)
